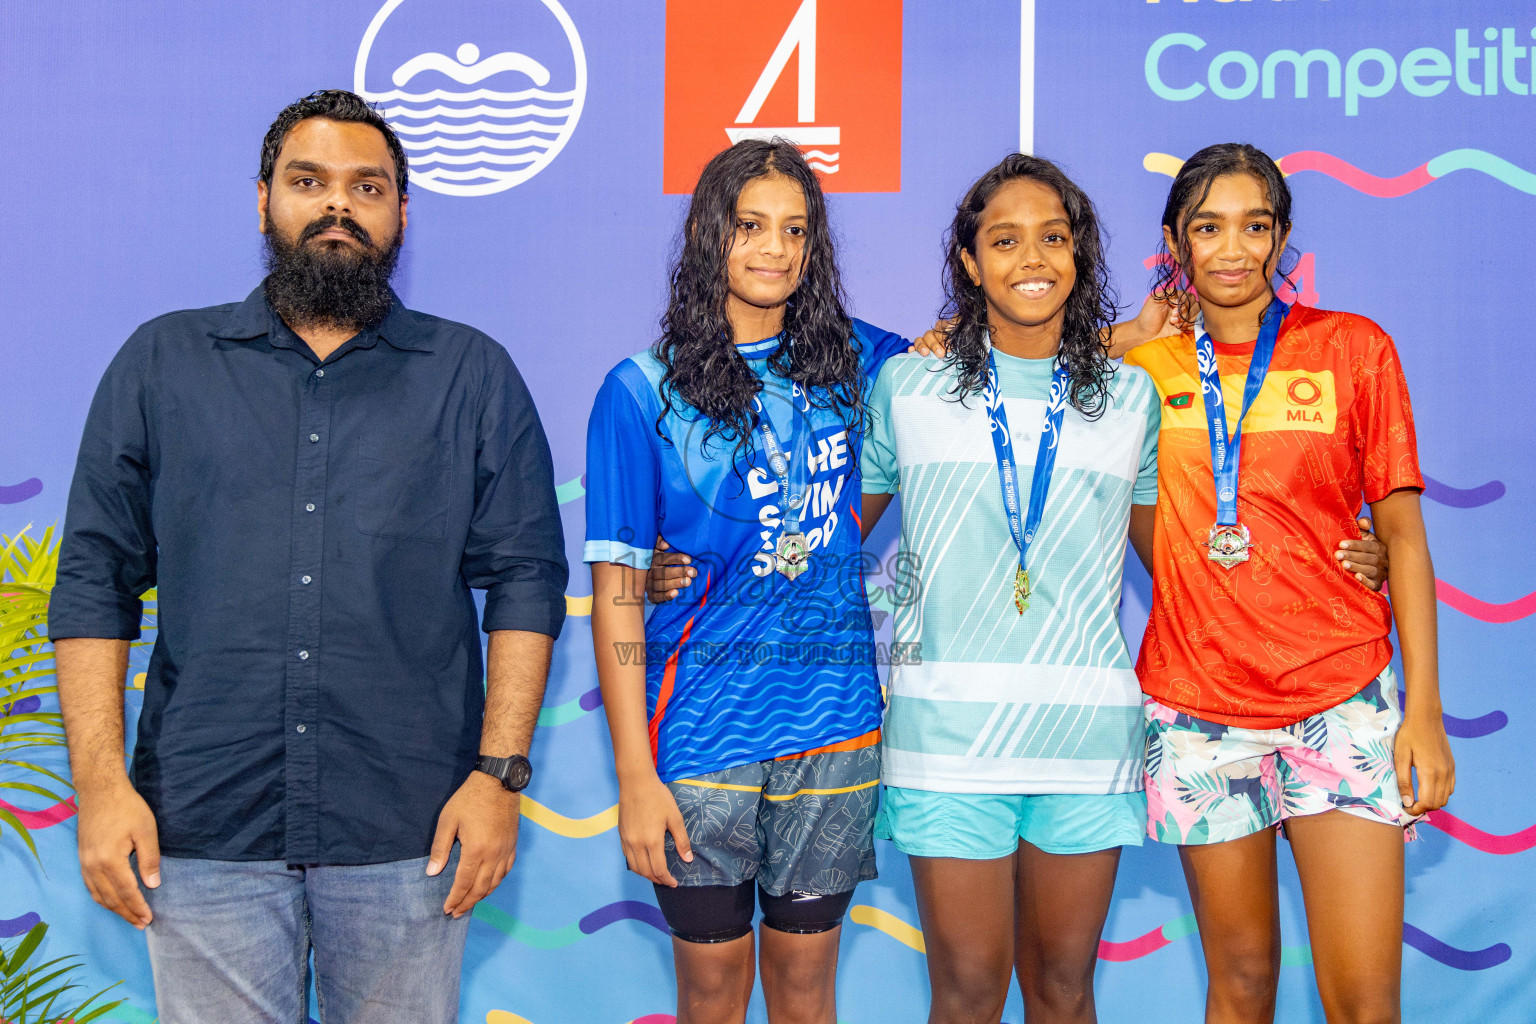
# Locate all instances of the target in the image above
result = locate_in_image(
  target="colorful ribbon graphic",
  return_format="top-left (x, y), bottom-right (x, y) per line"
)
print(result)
top-left (1421, 476), bottom-right (1506, 509)
top-left (1394, 689), bottom-right (1509, 739)
top-left (0, 912), bottom-right (40, 937)
top-left (537, 687), bottom-right (603, 727)
top-left (1437, 707), bottom-right (1508, 740)
top-left (486, 1014), bottom-right (678, 1024)
top-left (1144, 150), bottom-right (1536, 196)
top-left (472, 899), bottom-right (668, 949)
top-left (0, 478), bottom-right (42, 504)
top-left (1425, 810), bottom-right (1536, 855)
top-left (0, 795), bottom-right (76, 829)
top-left (520, 797), bottom-right (618, 838)
top-left (1402, 924), bottom-right (1511, 971)
top-left (1, 695), bottom-right (41, 716)
top-left (850, 905), bottom-right (926, 952)
top-left (852, 905), bottom-right (1508, 970)
top-left (1435, 580), bottom-right (1536, 624)
top-left (1097, 913), bottom-right (1200, 962)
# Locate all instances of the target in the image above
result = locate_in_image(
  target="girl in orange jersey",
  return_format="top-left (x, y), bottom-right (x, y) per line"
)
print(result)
top-left (1123, 143), bottom-right (1454, 1024)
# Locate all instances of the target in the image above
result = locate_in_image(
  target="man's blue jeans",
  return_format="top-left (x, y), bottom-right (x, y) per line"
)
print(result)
top-left (141, 854), bottom-right (471, 1024)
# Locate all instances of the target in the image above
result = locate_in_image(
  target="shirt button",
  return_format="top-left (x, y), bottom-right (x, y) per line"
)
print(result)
top-left (298, 650), bottom-right (310, 660)
top-left (305, 503), bottom-right (316, 512)
top-left (309, 433), bottom-right (319, 443)
top-left (296, 724), bottom-right (307, 733)
top-left (301, 575), bottom-right (312, 585)
top-left (315, 369), bottom-right (325, 378)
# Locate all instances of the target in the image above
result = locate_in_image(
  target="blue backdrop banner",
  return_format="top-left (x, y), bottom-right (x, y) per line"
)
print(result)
top-left (1, 1), bottom-right (1530, 1021)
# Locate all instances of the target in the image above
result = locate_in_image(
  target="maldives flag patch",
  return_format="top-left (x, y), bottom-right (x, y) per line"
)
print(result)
top-left (1166, 392), bottom-right (1194, 408)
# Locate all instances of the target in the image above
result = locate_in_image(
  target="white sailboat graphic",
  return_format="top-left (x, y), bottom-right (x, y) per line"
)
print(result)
top-left (725, 0), bottom-right (840, 174)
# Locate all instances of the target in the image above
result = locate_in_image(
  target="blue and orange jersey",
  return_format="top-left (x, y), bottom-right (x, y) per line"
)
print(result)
top-left (583, 320), bottom-right (906, 780)
top-left (1124, 305), bottom-right (1424, 727)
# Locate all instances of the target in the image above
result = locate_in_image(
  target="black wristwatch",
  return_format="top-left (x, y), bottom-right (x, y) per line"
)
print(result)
top-left (475, 753), bottom-right (533, 793)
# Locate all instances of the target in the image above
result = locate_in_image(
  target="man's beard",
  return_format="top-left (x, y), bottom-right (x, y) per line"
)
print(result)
top-left (263, 214), bottom-right (402, 333)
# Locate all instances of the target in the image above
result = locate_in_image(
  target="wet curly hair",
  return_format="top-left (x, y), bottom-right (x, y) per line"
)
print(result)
top-left (1151, 142), bottom-right (1298, 329)
top-left (652, 139), bottom-right (863, 461)
top-left (938, 153), bottom-right (1117, 417)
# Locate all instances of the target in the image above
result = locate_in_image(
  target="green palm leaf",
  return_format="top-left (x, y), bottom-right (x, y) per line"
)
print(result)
top-left (0, 524), bottom-right (152, 858)
top-left (0, 924), bottom-right (124, 1024)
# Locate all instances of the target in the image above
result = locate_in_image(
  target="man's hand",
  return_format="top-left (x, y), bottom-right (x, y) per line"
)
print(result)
top-left (618, 772), bottom-right (692, 887)
top-left (428, 770), bottom-right (520, 918)
top-left (1338, 517), bottom-right (1390, 592)
top-left (76, 778), bottom-right (160, 929)
top-left (1395, 710), bottom-right (1456, 817)
top-left (647, 538), bottom-right (696, 604)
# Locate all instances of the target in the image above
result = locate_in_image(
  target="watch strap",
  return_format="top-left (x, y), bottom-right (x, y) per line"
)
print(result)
top-left (475, 753), bottom-right (532, 793)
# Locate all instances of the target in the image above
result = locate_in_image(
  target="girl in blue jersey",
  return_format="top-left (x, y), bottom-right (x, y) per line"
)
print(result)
top-left (585, 139), bottom-right (908, 1024)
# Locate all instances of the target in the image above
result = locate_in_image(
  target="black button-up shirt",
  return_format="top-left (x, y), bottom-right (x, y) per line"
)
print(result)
top-left (50, 285), bottom-right (568, 864)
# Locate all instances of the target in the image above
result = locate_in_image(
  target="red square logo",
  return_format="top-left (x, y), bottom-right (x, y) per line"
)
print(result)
top-left (664, 0), bottom-right (902, 194)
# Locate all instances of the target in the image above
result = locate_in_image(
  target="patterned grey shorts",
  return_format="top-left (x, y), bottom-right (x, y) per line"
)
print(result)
top-left (662, 744), bottom-right (881, 896)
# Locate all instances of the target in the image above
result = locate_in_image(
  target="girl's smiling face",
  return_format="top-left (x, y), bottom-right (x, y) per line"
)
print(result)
top-left (1168, 171), bottom-right (1291, 312)
top-left (961, 178), bottom-right (1076, 341)
top-left (725, 174), bottom-right (809, 323)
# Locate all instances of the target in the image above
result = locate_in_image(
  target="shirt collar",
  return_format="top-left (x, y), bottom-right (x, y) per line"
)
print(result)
top-left (210, 282), bottom-right (432, 352)
top-left (735, 333), bottom-right (784, 360)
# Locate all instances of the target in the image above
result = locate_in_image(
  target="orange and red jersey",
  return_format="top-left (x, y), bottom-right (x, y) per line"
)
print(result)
top-left (1124, 305), bottom-right (1423, 727)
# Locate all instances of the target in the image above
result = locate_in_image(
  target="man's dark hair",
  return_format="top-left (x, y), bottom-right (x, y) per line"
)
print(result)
top-left (259, 90), bottom-right (409, 197)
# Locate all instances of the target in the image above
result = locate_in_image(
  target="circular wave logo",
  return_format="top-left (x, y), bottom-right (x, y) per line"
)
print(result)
top-left (354, 0), bottom-right (587, 197)
top-left (1287, 377), bottom-right (1322, 406)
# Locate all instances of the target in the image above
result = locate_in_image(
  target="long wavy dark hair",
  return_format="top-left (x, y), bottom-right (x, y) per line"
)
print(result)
top-left (939, 154), bottom-right (1117, 416)
top-left (652, 139), bottom-right (862, 461)
top-left (1151, 142), bottom-right (1297, 328)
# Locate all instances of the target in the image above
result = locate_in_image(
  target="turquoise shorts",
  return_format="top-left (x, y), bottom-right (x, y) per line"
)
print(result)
top-left (876, 786), bottom-right (1147, 859)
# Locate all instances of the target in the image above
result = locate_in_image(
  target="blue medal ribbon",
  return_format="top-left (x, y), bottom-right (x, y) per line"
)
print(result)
top-left (753, 391), bottom-right (811, 533)
top-left (1195, 297), bottom-right (1289, 527)
top-left (984, 350), bottom-right (1071, 612)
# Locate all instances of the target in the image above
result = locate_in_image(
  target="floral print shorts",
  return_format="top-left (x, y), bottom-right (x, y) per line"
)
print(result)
top-left (1144, 668), bottom-right (1418, 845)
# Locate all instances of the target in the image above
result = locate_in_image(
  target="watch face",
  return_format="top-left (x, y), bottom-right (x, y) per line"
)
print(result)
top-left (507, 757), bottom-right (532, 791)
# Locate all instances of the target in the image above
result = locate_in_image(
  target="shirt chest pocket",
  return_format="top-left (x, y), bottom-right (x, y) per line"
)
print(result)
top-left (354, 434), bottom-right (453, 542)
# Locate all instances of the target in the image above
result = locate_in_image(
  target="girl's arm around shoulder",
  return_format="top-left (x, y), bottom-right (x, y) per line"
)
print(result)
top-left (851, 318), bottom-right (913, 381)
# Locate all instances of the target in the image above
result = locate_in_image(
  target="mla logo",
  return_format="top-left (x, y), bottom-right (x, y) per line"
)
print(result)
top-left (355, 0), bottom-right (587, 197)
top-left (1286, 376), bottom-right (1322, 406)
top-left (663, 0), bottom-right (902, 194)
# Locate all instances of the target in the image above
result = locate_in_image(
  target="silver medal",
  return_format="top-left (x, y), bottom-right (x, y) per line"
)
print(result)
top-left (1205, 522), bottom-right (1251, 570)
top-left (775, 531), bottom-right (810, 580)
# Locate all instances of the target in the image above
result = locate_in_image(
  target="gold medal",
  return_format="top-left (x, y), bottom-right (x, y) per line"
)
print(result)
top-left (1013, 565), bottom-right (1031, 614)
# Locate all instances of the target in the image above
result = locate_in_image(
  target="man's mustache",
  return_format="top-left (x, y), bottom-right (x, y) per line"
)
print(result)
top-left (299, 215), bottom-right (373, 248)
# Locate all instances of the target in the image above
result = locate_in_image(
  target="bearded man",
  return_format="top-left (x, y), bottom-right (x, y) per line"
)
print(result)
top-left (49, 90), bottom-right (567, 1024)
